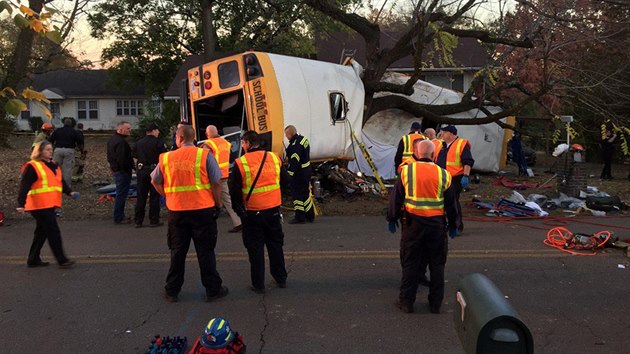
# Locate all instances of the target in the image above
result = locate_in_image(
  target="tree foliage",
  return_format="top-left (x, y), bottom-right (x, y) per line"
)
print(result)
top-left (88, 0), bottom-right (331, 97)
top-left (501, 0), bottom-right (630, 154)
top-left (304, 0), bottom-right (543, 128)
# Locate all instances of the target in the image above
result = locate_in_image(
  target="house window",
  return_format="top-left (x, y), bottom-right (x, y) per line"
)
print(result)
top-left (50, 102), bottom-right (60, 120)
top-left (116, 100), bottom-right (145, 116)
top-left (78, 100), bottom-right (98, 120)
top-left (20, 101), bottom-right (30, 120)
top-left (151, 97), bottom-right (162, 115)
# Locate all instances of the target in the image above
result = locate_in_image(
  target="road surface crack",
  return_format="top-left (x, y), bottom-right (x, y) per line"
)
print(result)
top-left (258, 294), bottom-right (269, 354)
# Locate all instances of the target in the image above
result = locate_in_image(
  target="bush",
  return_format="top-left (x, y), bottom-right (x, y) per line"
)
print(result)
top-left (0, 114), bottom-right (16, 148)
top-left (133, 100), bottom-right (180, 147)
top-left (28, 116), bottom-right (43, 132)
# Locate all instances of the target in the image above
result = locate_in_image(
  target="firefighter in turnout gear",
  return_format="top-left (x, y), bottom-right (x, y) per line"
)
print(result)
top-left (284, 125), bottom-right (314, 224)
top-left (394, 122), bottom-right (427, 169)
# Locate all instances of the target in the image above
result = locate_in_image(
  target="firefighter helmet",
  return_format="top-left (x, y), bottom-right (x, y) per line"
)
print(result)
top-left (200, 317), bottom-right (234, 349)
top-left (41, 122), bottom-right (54, 131)
top-left (571, 144), bottom-right (585, 151)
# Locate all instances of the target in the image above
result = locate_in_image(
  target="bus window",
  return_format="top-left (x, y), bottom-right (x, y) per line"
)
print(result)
top-left (218, 61), bottom-right (240, 89)
top-left (329, 92), bottom-right (347, 122)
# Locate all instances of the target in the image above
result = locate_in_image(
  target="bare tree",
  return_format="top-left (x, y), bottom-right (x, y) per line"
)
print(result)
top-left (304, 0), bottom-right (550, 129)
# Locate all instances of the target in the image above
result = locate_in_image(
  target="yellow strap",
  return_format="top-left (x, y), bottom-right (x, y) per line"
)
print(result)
top-left (446, 139), bottom-right (465, 166)
top-left (27, 160), bottom-right (62, 195)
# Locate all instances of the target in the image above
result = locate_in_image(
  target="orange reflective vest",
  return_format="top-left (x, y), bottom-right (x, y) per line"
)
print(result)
top-left (444, 138), bottom-right (469, 176)
top-left (22, 160), bottom-right (63, 211)
top-left (401, 161), bottom-right (452, 217)
top-left (235, 150), bottom-right (281, 211)
top-left (431, 138), bottom-right (444, 161)
top-left (159, 146), bottom-right (215, 211)
top-left (397, 156), bottom-right (416, 175)
top-left (204, 137), bottom-right (232, 179)
top-left (402, 133), bottom-right (427, 158)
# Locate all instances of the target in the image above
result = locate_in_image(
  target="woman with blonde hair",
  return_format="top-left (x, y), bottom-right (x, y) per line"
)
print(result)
top-left (16, 140), bottom-right (79, 268)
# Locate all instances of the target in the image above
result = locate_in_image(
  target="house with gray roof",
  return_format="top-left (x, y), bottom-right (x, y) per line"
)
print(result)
top-left (16, 69), bottom-right (148, 130)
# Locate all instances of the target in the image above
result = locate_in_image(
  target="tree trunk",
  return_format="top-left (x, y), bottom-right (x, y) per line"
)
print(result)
top-left (201, 0), bottom-right (217, 61)
top-left (0, 0), bottom-right (46, 147)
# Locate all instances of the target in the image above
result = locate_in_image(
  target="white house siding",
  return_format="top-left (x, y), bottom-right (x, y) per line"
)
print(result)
top-left (15, 97), bottom-right (145, 131)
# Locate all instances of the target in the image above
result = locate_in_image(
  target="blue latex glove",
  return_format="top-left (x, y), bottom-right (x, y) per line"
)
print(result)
top-left (448, 227), bottom-right (458, 239)
top-left (461, 175), bottom-right (469, 189)
top-left (71, 192), bottom-right (81, 200)
top-left (388, 221), bottom-right (398, 234)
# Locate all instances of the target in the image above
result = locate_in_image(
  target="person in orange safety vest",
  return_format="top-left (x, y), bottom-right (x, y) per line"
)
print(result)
top-left (435, 125), bottom-right (474, 235)
top-left (387, 139), bottom-right (458, 314)
top-left (16, 140), bottom-right (79, 268)
top-left (394, 121), bottom-right (427, 169)
top-left (229, 130), bottom-right (288, 294)
top-left (203, 125), bottom-right (242, 233)
top-left (151, 124), bottom-right (228, 303)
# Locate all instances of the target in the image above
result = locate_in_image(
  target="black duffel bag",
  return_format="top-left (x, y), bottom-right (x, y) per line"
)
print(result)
top-left (585, 196), bottom-right (623, 212)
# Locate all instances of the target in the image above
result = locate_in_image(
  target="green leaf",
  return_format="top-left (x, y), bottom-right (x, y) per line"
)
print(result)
top-left (5, 99), bottom-right (27, 116)
top-left (45, 30), bottom-right (62, 44)
top-left (13, 14), bottom-right (29, 28)
top-left (0, 1), bottom-right (12, 15)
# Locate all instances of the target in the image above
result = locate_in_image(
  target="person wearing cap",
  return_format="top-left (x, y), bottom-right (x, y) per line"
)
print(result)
top-left (48, 118), bottom-right (84, 187)
top-left (32, 122), bottom-right (54, 149)
top-left (436, 125), bottom-right (474, 234)
top-left (203, 125), bottom-right (242, 233)
top-left (133, 122), bottom-right (167, 228)
top-left (394, 122), bottom-right (427, 170)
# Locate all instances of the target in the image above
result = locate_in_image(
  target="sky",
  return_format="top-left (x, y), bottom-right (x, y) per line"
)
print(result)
top-left (7, 0), bottom-right (517, 66)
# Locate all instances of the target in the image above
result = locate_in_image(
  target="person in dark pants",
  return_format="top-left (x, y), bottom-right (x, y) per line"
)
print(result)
top-left (107, 121), bottom-right (134, 224)
top-left (151, 125), bottom-right (227, 303)
top-left (16, 140), bottom-right (79, 268)
top-left (435, 125), bottom-right (474, 235)
top-left (600, 129), bottom-right (617, 180)
top-left (230, 131), bottom-right (288, 293)
top-left (284, 125), bottom-right (314, 224)
top-left (387, 140), bottom-right (458, 314)
top-left (133, 123), bottom-right (167, 228)
top-left (49, 117), bottom-right (84, 188)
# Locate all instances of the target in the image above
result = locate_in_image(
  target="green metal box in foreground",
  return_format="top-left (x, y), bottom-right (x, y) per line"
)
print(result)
top-left (454, 273), bottom-right (533, 354)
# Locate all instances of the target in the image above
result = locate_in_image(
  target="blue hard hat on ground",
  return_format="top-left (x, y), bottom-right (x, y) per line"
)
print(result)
top-left (201, 317), bottom-right (234, 349)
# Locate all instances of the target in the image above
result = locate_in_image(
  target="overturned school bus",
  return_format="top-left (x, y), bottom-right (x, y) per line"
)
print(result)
top-left (179, 51), bottom-right (365, 160)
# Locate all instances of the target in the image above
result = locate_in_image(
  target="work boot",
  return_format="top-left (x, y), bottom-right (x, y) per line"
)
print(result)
top-left (228, 225), bottom-right (242, 233)
top-left (205, 286), bottom-right (229, 302)
top-left (27, 260), bottom-right (50, 268)
top-left (429, 304), bottom-right (441, 314)
top-left (164, 292), bottom-right (178, 303)
top-left (250, 286), bottom-right (265, 294)
top-left (396, 299), bottom-right (414, 314)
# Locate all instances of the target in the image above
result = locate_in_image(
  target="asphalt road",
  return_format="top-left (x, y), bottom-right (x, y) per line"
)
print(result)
top-left (1, 214), bottom-right (629, 353)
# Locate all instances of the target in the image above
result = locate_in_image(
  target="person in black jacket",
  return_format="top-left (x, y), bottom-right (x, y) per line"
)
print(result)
top-left (107, 121), bottom-right (134, 224)
top-left (48, 117), bottom-right (84, 187)
top-left (133, 123), bottom-right (167, 228)
top-left (284, 125), bottom-right (314, 224)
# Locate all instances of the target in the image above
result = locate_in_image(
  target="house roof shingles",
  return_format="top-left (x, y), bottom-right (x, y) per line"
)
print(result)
top-left (32, 69), bottom-right (145, 97)
top-left (315, 32), bottom-right (491, 69)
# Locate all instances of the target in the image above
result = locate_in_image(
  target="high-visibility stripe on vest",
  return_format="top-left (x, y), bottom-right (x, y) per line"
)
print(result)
top-left (22, 160), bottom-right (63, 211)
top-left (235, 150), bottom-right (281, 211)
top-left (401, 161), bottom-right (452, 217)
top-left (445, 138), bottom-right (469, 176)
top-left (402, 133), bottom-right (427, 158)
top-left (159, 146), bottom-right (215, 211)
top-left (204, 137), bottom-right (232, 179)
top-left (431, 138), bottom-right (444, 162)
top-left (397, 156), bottom-right (416, 175)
